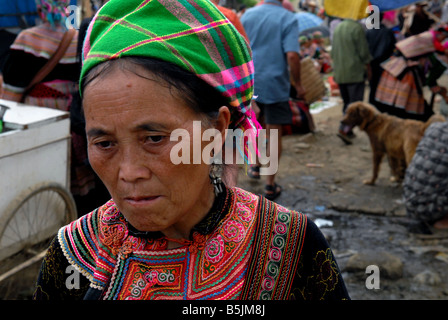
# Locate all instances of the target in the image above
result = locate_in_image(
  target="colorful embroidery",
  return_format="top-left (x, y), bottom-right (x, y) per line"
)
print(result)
top-left (240, 198), bottom-right (307, 300)
top-left (58, 210), bottom-right (100, 285)
top-left (108, 255), bottom-right (185, 300)
top-left (103, 188), bottom-right (258, 300)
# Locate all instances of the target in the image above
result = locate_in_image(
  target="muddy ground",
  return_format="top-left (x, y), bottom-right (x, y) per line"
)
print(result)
top-left (237, 90), bottom-right (448, 300)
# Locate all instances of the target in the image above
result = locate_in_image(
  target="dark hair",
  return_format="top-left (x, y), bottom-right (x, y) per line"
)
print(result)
top-left (81, 56), bottom-right (229, 124)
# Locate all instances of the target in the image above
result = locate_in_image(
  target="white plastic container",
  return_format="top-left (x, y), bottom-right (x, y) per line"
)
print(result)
top-left (0, 99), bottom-right (73, 260)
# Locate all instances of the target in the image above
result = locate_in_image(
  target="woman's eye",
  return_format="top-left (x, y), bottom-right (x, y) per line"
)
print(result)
top-left (146, 135), bottom-right (164, 143)
top-left (95, 141), bottom-right (113, 149)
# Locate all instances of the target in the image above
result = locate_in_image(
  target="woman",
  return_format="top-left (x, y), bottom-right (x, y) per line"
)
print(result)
top-left (375, 26), bottom-right (448, 121)
top-left (1, 0), bottom-right (77, 109)
top-left (1, 0), bottom-right (99, 209)
top-left (33, 0), bottom-right (349, 300)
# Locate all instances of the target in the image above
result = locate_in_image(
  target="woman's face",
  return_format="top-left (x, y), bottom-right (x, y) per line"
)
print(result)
top-left (83, 67), bottom-right (228, 238)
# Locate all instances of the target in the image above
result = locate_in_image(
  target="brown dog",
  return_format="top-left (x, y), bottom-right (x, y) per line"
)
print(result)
top-left (341, 102), bottom-right (446, 185)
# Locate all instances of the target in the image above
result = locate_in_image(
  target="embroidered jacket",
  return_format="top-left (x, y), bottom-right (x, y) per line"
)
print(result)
top-left (33, 187), bottom-right (350, 300)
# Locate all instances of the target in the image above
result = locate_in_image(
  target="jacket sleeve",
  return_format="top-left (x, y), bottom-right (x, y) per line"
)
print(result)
top-left (289, 218), bottom-right (351, 300)
top-left (33, 237), bottom-right (90, 300)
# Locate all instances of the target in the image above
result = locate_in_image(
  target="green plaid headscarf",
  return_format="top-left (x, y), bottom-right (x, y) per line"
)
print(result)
top-left (80, 0), bottom-right (259, 136)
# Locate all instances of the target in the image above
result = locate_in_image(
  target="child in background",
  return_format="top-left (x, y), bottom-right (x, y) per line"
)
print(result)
top-left (299, 35), bottom-right (311, 58)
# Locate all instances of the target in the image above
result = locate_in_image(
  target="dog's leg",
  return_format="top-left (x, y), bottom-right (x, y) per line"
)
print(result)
top-left (387, 156), bottom-right (404, 183)
top-left (387, 156), bottom-right (403, 182)
top-left (363, 151), bottom-right (384, 185)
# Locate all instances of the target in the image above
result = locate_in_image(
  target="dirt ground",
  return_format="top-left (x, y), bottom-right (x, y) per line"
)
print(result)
top-left (1, 81), bottom-right (448, 300)
top-left (237, 83), bottom-right (448, 300)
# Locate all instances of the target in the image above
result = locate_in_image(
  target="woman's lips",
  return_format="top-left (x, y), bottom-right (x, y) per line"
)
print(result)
top-left (124, 195), bottom-right (161, 206)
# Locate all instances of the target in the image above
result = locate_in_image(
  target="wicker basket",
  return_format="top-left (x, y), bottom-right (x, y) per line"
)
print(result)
top-left (299, 57), bottom-right (326, 104)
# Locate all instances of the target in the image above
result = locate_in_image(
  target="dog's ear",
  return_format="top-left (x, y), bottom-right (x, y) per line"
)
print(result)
top-left (359, 104), bottom-right (373, 119)
top-left (345, 103), bottom-right (356, 116)
top-left (353, 104), bottom-right (364, 119)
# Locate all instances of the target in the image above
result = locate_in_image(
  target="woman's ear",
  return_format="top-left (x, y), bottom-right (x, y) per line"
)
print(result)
top-left (216, 106), bottom-right (231, 142)
top-left (205, 106), bottom-right (230, 163)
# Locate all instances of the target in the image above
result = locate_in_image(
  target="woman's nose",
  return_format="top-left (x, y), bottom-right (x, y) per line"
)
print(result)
top-left (118, 147), bottom-right (151, 182)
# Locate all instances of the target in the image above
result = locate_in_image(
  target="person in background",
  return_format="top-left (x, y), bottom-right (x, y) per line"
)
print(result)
top-left (366, 13), bottom-right (396, 110)
top-left (242, 0), bottom-right (306, 200)
top-left (0, 30), bottom-right (18, 96)
top-left (401, 2), bottom-right (436, 37)
top-left (411, 2), bottom-right (436, 35)
top-left (375, 26), bottom-right (448, 121)
top-left (237, 4), bottom-right (247, 19)
top-left (309, 31), bottom-right (332, 73)
top-left (1, 0), bottom-right (78, 108)
top-left (307, 0), bottom-right (318, 14)
top-left (299, 35), bottom-right (312, 58)
top-left (331, 18), bottom-right (372, 145)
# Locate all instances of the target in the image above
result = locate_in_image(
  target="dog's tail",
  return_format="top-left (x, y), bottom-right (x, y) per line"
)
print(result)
top-left (422, 114), bottom-right (446, 132)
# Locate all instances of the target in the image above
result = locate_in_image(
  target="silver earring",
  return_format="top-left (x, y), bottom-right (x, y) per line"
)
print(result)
top-left (209, 161), bottom-right (224, 196)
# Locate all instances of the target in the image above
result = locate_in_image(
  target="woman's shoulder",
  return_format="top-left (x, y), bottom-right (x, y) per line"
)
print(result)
top-left (232, 187), bottom-right (334, 261)
top-left (60, 200), bottom-right (107, 234)
top-left (57, 200), bottom-right (116, 280)
top-left (59, 199), bottom-right (118, 240)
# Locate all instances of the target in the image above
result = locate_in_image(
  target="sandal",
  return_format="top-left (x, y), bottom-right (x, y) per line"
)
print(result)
top-left (247, 165), bottom-right (260, 180)
top-left (264, 183), bottom-right (282, 201)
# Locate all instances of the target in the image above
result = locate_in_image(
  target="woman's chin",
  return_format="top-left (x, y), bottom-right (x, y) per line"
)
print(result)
top-left (118, 197), bottom-right (168, 231)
